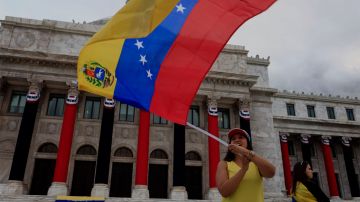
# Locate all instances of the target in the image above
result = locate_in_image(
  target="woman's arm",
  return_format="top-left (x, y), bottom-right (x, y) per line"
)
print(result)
top-left (216, 160), bottom-right (249, 197)
top-left (250, 152), bottom-right (276, 178)
top-left (229, 144), bottom-right (275, 178)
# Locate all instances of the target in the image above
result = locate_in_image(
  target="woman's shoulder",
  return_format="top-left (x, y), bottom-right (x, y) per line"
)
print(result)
top-left (217, 161), bottom-right (232, 173)
top-left (217, 160), bottom-right (229, 168)
top-left (296, 181), bottom-right (306, 188)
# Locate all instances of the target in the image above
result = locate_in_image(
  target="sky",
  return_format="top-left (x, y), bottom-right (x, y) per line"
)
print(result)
top-left (1, 0), bottom-right (360, 97)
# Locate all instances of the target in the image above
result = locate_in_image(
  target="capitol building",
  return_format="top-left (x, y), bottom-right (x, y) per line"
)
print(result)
top-left (0, 16), bottom-right (359, 201)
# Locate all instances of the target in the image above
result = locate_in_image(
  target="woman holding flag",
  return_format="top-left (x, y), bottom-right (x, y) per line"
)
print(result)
top-left (216, 128), bottom-right (276, 202)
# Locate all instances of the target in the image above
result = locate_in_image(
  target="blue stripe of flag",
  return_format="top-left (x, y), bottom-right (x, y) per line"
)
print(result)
top-left (114, 0), bottom-right (198, 110)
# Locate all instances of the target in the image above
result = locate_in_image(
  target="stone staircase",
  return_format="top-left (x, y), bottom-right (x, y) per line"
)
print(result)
top-left (0, 194), bottom-right (291, 202)
top-left (1, 194), bottom-right (359, 202)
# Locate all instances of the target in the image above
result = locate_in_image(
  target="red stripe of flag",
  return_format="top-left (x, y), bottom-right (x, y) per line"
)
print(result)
top-left (151, 0), bottom-right (276, 124)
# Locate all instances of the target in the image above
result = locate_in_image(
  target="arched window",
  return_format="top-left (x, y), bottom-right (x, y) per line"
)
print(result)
top-left (77, 145), bottom-right (97, 155)
top-left (114, 147), bottom-right (133, 157)
top-left (38, 143), bottom-right (58, 153)
top-left (185, 151), bottom-right (201, 161)
top-left (150, 149), bottom-right (168, 159)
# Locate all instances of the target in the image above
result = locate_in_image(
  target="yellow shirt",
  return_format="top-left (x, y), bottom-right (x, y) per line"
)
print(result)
top-left (222, 161), bottom-right (264, 202)
top-left (293, 182), bottom-right (317, 202)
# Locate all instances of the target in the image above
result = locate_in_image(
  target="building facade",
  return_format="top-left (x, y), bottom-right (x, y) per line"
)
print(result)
top-left (273, 91), bottom-right (360, 200)
top-left (0, 16), bottom-right (359, 201)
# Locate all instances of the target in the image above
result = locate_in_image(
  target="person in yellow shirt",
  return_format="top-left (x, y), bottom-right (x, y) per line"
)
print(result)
top-left (292, 161), bottom-right (330, 202)
top-left (216, 128), bottom-right (276, 202)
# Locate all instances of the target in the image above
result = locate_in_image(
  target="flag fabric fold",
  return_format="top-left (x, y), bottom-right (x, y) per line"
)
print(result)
top-left (77, 0), bottom-right (276, 125)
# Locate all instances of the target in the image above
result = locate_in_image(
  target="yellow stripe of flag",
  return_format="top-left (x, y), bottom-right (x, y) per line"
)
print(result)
top-left (86, 0), bottom-right (180, 46)
top-left (78, 0), bottom-right (180, 98)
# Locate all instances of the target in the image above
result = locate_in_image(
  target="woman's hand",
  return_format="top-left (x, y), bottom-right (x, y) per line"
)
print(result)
top-left (228, 143), bottom-right (249, 157)
top-left (228, 143), bottom-right (276, 178)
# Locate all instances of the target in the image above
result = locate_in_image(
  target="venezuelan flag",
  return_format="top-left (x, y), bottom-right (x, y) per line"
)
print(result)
top-left (77, 0), bottom-right (276, 125)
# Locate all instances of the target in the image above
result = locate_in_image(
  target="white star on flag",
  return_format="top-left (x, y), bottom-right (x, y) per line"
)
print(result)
top-left (134, 40), bottom-right (144, 49)
top-left (139, 55), bottom-right (147, 65)
top-left (176, 3), bottom-right (186, 13)
top-left (146, 69), bottom-right (153, 80)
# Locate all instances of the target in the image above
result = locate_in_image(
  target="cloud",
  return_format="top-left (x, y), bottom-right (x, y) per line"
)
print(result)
top-left (228, 0), bottom-right (360, 97)
top-left (0, 0), bottom-right (126, 22)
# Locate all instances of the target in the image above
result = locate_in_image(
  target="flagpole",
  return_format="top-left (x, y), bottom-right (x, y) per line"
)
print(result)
top-left (186, 122), bottom-right (228, 147)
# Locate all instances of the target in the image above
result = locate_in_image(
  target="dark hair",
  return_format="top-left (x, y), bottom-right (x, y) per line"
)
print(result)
top-left (291, 161), bottom-right (310, 194)
top-left (223, 135), bottom-right (253, 162)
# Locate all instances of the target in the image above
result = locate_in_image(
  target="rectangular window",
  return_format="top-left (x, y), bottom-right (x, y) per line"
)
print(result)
top-left (47, 94), bottom-right (65, 116)
top-left (218, 108), bottom-right (230, 129)
top-left (346, 108), bottom-right (355, 121)
top-left (119, 103), bottom-right (135, 122)
top-left (8, 91), bottom-right (27, 113)
top-left (307, 105), bottom-right (316, 118)
top-left (153, 114), bottom-right (168, 124)
top-left (327, 107), bottom-right (336, 119)
top-left (188, 105), bottom-right (200, 126)
top-left (286, 103), bottom-right (295, 116)
top-left (288, 140), bottom-right (296, 156)
top-left (84, 97), bottom-right (101, 119)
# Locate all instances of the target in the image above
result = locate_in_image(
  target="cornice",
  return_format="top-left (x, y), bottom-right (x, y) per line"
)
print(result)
top-left (246, 55), bottom-right (270, 66)
top-left (1, 16), bottom-right (99, 36)
top-left (0, 50), bottom-right (259, 87)
top-left (0, 48), bottom-right (76, 68)
top-left (0, 48), bottom-right (262, 90)
top-left (273, 125), bottom-right (360, 138)
top-left (0, 49), bottom-right (259, 88)
top-left (275, 91), bottom-right (360, 104)
top-left (250, 86), bottom-right (277, 95)
top-left (273, 115), bottom-right (360, 127)
top-left (222, 44), bottom-right (248, 54)
top-left (205, 71), bottom-right (258, 87)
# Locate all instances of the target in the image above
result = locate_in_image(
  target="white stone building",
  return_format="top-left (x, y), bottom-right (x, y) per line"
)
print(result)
top-left (0, 16), bottom-right (359, 201)
top-left (273, 91), bottom-right (360, 200)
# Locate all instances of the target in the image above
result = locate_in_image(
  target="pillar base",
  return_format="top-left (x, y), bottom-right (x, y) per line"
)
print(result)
top-left (131, 185), bottom-right (149, 199)
top-left (91, 183), bottom-right (109, 197)
top-left (330, 196), bottom-right (341, 201)
top-left (264, 192), bottom-right (286, 198)
top-left (170, 186), bottom-right (188, 200)
top-left (207, 187), bottom-right (222, 200)
top-left (2, 180), bottom-right (25, 195)
top-left (47, 182), bottom-right (68, 196)
top-left (0, 183), bottom-right (6, 194)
